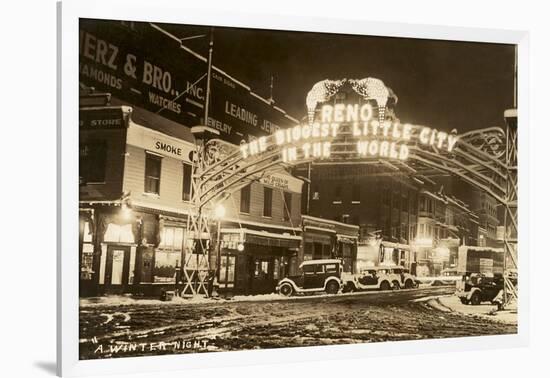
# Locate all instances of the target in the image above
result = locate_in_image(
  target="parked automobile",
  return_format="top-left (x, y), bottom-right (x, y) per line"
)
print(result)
top-left (276, 259), bottom-right (344, 296)
top-left (416, 268), bottom-right (462, 287)
top-left (342, 265), bottom-right (419, 292)
top-left (455, 272), bottom-right (516, 305)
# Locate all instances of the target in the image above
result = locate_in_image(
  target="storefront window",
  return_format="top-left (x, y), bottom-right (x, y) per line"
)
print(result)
top-left (153, 251), bottom-right (179, 283)
top-left (154, 226), bottom-right (184, 283)
top-left (104, 223), bottom-right (135, 243)
top-left (261, 261), bottom-right (269, 275)
top-left (81, 221), bottom-right (94, 280)
top-left (273, 258), bottom-right (280, 279)
top-left (253, 260), bottom-right (269, 278)
top-left (219, 255), bottom-right (236, 287)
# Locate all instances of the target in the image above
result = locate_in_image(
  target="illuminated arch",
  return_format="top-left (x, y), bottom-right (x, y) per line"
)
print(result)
top-left (184, 79), bottom-right (518, 307)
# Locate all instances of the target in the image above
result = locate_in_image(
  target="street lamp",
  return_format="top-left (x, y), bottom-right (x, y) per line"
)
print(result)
top-left (213, 203), bottom-right (226, 294)
top-left (214, 203), bottom-right (226, 219)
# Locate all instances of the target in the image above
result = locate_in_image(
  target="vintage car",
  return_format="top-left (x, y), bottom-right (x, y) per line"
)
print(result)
top-left (455, 271), bottom-right (517, 305)
top-left (276, 259), bottom-right (344, 296)
top-left (342, 265), bottom-right (419, 292)
top-left (416, 268), bottom-right (463, 287)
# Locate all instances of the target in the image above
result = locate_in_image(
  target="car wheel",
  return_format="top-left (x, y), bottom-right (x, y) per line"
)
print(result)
top-left (460, 297), bottom-right (469, 305)
top-left (325, 281), bottom-right (340, 295)
top-left (279, 283), bottom-right (294, 297)
top-left (470, 291), bottom-right (481, 305)
top-left (404, 279), bottom-right (414, 289)
top-left (380, 281), bottom-right (391, 291)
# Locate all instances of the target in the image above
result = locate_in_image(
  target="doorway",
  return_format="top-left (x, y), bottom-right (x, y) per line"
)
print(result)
top-left (104, 245), bottom-right (131, 292)
top-left (248, 257), bottom-right (276, 294)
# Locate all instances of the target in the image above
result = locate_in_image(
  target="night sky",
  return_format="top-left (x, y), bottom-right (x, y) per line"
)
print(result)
top-left (161, 22), bottom-right (516, 133)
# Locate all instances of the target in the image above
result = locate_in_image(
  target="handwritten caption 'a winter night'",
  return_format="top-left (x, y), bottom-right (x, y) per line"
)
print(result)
top-left (92, 339), bottom-right (209, 355)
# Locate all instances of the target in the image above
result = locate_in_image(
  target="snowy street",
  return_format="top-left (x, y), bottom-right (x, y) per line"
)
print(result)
top-left (79, 287), bottom-right (516, 359)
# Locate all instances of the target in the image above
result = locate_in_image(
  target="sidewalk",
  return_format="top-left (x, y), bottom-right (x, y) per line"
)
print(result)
top-left (433, 295), bottom-right (517, 325)
top-left (79, 293), bottom-right (287, 308)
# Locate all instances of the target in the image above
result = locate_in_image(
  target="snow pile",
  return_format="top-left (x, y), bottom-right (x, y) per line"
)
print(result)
top-left (80, 294), bottom-right (215, 307)
top-left (436, 295), bottom-right (517, 324)
top-left (229, 293), bottom-right (286, 302)
top-left (79, 293), bottom-right (293, 307)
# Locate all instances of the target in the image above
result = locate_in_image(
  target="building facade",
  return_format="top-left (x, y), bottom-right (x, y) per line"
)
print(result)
top-left (300, 164), bottom-right (421, 273)
top-left (79, 102), bottom-right (197, 296)
top-left (470, 191), bottom-right (501, 247)
top-left (301, 216), bottom-right (359, 274)
top-left (414, 188), bottom-right (480, 276)
top-left (214, 173), bottom-right (304, 296)
top-left (78, 19), bottom-right (304, 297)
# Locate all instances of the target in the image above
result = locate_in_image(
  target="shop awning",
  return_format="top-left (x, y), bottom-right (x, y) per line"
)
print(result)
top-left (221, 228), bottom-right (302, 249)
top-left (381, 241), bottom-right (410, 250)
top-left (336, 234), bottom-right (358, 244)
top-left (304, 225), bottom-right (336, 234)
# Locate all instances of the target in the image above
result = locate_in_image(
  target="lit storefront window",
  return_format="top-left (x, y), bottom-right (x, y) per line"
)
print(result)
top-left (103, 223), bottom-right (135, 243)
top-left (273, 258), bottom-right (280, 280)
top-left (81, 221), bottom-right (94, 280)
top-left (155, 226), bottom-right (184, 283)
top-left (219, 255), bottom-right (236, 288)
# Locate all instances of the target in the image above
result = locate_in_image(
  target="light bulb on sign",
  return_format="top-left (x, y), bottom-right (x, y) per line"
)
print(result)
top-left (305, 79), bottom-right (346, 125)
top-left (349, 77), bottom-right (391, 123)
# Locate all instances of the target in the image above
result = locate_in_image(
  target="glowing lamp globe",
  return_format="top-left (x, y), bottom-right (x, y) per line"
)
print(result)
top-left (214, 204), bottom-right (226, 219)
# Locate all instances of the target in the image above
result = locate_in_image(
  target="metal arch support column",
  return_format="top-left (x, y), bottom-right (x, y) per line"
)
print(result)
top-left (182, 135), bottom-right (212, 297)
top-left (503, 109), bottom-right (518, 307)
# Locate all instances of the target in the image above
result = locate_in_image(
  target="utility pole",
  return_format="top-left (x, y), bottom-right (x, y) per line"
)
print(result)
top-left (306, 162), bottom-right (312, 215)
top-left (204, 27), bottom-right (214, 125)
top-left (269, 75), bottom-right (274, 103)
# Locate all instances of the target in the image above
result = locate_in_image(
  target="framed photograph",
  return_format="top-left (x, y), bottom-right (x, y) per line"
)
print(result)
top-left (58, 0), bottom-right (529, 376)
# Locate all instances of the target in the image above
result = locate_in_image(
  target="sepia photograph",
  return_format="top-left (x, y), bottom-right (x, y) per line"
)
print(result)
top-left (77, 17), bottom-right (519, 360)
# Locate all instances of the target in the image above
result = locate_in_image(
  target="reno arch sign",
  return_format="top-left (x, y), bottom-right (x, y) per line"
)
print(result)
top-left (239, 78), bottom-right (459, 163)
